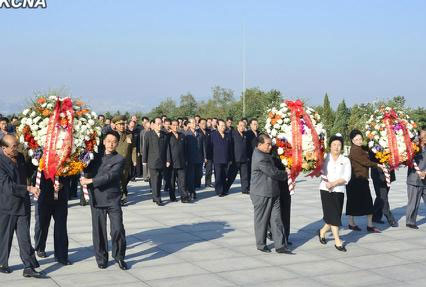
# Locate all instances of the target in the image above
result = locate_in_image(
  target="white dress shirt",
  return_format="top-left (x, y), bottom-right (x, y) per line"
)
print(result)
top-left (319, 153), bottom-right (352, 193)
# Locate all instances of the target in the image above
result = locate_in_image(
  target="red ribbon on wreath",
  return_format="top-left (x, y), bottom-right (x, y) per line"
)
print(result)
top-left (42, 98), bottom-right (75, 182)
top-left (383, 109), bottom-right (414, 169)
top-left (285, 100), bottom-right (324, 182)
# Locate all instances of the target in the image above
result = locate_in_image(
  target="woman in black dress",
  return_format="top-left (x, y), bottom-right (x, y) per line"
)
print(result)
top-left (318, 134), bottom-right (351, 252)
top-left (346, 129), bottom-right (383, 233)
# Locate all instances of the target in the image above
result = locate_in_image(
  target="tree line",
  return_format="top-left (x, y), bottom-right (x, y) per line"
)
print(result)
top-left (104, 86), bottom-right (425, 144)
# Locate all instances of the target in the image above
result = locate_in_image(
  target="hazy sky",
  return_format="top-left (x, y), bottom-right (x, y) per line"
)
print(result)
top-left (1, 0), bottom-right (425, 114)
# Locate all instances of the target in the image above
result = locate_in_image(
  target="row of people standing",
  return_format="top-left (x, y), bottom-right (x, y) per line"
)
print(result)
top-left (140, 116), bottom-right (260, 205)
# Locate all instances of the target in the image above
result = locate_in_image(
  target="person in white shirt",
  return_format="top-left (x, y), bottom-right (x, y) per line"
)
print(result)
top-left (318, 134), bottom-right (351, 252)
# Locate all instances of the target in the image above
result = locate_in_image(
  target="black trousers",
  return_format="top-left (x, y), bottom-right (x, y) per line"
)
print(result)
top-left (214, 163), bottom-right (230, 196)
top-left (372, 182), bottom-right (395, 223)
top-left (0, 213), bottom-right (39, 269)
top-left (163, 166), bottom-right (172, 192)
top-left (149, 168), bottom-right (163, 203)
top-left (280, 189), bottom-right (291, 242)
top-left (34, 201), bottom-right (69, 261)
top-left (227, 161), bottom-right (250, 193)
top-left (90, 205), bottom-right (126, 265)
top-left (69, 175), bottom-right (79, 198)
top-left (205, 160), bottom-right (213, 186)
top-left (171, 168), bottom-right (187, 200)
top-left (194, 163), bottom-right (203, 188)
top-left (186, 163), bottom-right (202, 194)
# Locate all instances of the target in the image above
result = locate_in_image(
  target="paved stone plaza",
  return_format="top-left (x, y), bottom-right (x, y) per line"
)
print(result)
top-left (2, 167), bottom-right (426, 287)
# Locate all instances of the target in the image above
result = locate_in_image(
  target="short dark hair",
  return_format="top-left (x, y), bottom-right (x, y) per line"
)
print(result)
top-left (226, 116), bottom-right (233, 122)
top-left (164, 118), bottom-right (171, 124)
top-left (349, 129), bottom-right (363, 140)
top-left (0, 117), bottom-right (9, 123)
top-left (195, 115), bottom-right (201, 118)
top-left (142, 116), bottom-right (149, 122)
top-left (154, 117), bottom-right (162, 122)
top-left (249, 118), bottom-right (258, 124)
top-left (104, 130), bottom-right (120, 141)
top-left (98, 114), bottom-right (105, 119)
top-left (199, 118), bottom-right (207, 122)
top-left (257, 133), bottom-right (271, 145)
top-left (329, 134), bottom-right (344, 149)
top-left (217, 119), bottom-right (225, 125)
top-left (171, 119), bottom-right (179, 124)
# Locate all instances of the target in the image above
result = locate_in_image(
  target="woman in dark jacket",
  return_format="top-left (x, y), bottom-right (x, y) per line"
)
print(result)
top-left (346, 129), bottom-right (383, 233)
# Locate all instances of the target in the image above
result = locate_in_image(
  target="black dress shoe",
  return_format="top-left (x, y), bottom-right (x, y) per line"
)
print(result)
top-left (318, 229), bottom-right (327, 245)
top-left (0, 265), bottom-right (11, 274)
top-left (287, 241), bottom-right (293, 246)
top-left (348, 224), bottom-right (362, 231)
top-left (98, 263), bottom-right (107, 269)
top-left (406, 224), bottom-right (419, 229)
top-left (335, 244), bottom-right (347, 252)
top-left (170, 198), bottom-right (177, 202)
top-left (276, 247), bottom-right (293, 254)
top-left (372, 219), bottom-right (385, 224)
top-left (242, 191), bottom-right (249, 194)
top-left (57, 259), bottom-right (73, 266)
top-left (389, 221), bottom-right (399, 227)
top-left (367, 226), bottom-right (381, 233)
top-left (155, 201), bottom-right (164, 206)
top-left (37, 251), bottom-right (47, 258)
top-left (181, 198), bottom-right (191, 203)
top-left (257, 246), bottom-right (271, 253)
top-left (116, 259), bottom-right (128, 270)
top-left (23, 268), bottom-right (46, 278)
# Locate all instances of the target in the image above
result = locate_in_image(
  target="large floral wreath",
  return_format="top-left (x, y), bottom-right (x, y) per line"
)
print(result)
top-left (365, 106), bottom-right (420, 185)
top-left (265, 99), bottom-right (326, 194)
top-left (17, 95), bottom-right (102, 180)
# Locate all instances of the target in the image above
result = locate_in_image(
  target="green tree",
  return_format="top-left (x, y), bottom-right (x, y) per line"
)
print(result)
top-left (409, 107), bottom-right (426, 128)
top-left (176, 93), bottom-right (198, 118)
top-left (331, 100), bottom-right (350, 142)
top-left (147, 97), bottom-right (178, 119)
top-left (321, 93), bottom-right (335, 137)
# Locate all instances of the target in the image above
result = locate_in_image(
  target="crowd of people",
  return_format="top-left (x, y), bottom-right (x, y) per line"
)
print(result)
top-left (0, 112), bottom-right (425, 279)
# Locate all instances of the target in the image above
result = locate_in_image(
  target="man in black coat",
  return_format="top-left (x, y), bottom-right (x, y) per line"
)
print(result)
top-left (199, 118), bottom-right (213, 188)
top-left (184, 118), bottom-right (206, 199)
top-left (142, 117), bottom-right (170, 206)
top-left (80, 130), bottom-right (128, 270)
top-left (0, 135), bottom-right (44, 278)
top-left (369, 151), bottom-right (398, 227)
top-left (211, 120), bottom-right (233, 197)
top-left (168, 120), bottom-right (189, 202)
top-left (34, 173), bottom-right (71, 266)
top-left (246, 118), bottom-right (259, 190)
top-left (228, 119), bottom-right (250, 194)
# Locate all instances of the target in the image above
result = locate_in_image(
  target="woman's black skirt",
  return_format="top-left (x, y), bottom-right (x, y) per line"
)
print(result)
top-left (320, 190), bottom-right (344, 226)
top-left (345, 177), bottom-right (374, 216)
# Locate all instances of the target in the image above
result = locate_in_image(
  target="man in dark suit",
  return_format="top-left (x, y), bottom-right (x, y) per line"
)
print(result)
top-left (0, 135), bottom-right (44, 278)
top-left (139, 120), bottom-right (151, 182)
top-left (34, 173), bottom-right (71, 266)
top-left (162, 118), bottom-right (173, 194)
top-left (142, 117), bottom-right (170, 206)
top-left (80, 130), bottom-right (128, 270)
top-left (199, 118), bottom-right (213, 188)
top-left (168, 120), bottom-right (189, 202)
top-left (370, 151), bottom-right (397, 227)
top-left (250, 134), bottom-right (291, 254)
top-left (228, 119), bottom-right (250, 194)
top-left (184, 118), bottom-right (205, 199)
top-left (406, 127), bottom-right (426, 229)
top-left (246, 118), bottom-right (259, 191)
top-left (211, 119), bottom-right (232, 197)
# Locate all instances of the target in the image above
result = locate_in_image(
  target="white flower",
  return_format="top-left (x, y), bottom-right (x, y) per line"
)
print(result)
top-left (271, 129), bottom-right (277, 137)
top-left (284, 118), bottom-right (290, 124)
top-left (31, 158), bottom-right (39, 166)
top-left (368, 141), bottom-right (374, 148)
top-left (28, 149), bottom-right (34, 157)
top-left (23, 109), bottom-right (30, 116)
top-left (88, 119), bottom-right (95, 126)
top-left (277, 147), bottom-right (284, 155)
top-left (273, 124), bottom-right (280, 130)
top-left (30, 111), bottom-right (36, 117)
top-left (281, 158), bottom-right (288, 166)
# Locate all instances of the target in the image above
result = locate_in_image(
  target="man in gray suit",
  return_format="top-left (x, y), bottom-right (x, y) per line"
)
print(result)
top-left (406, 126), bottom-right (426, 229)
top-left (250, 134), bottom-right (292, 254)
